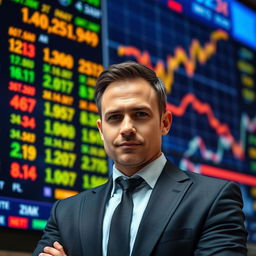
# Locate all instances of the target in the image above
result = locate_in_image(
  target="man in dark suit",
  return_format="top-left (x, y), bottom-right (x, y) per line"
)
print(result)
top-left (34, 62), bottom-right (247, 256)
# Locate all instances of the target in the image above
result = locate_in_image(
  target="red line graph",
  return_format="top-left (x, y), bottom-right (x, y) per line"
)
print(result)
top-left (118, 29), bottom-right (228, 93)
top-left (117, 28), bottom-right (252, 162)
top-left (183, 114), bottom-right (256, 162)
top-left (201, 164), bottom-right (256, 186)
top-left (181, 159), bottom-right (256, 186)
top-left (167, 93), bottom-right (244, 159)
top-left (168, 0), bottom-right (183, 13)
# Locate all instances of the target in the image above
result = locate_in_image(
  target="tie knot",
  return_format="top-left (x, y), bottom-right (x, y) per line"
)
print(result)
top-left (116, 177), bottom-right (144, 192)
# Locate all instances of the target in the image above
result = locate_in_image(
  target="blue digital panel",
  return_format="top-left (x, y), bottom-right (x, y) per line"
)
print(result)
top-left (107, 0), bottom-right (256, 243)
top-left (231, 1), bottom-right (256, 49)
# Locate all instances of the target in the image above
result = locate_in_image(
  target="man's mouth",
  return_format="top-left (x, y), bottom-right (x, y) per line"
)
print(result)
top-left (118, 141), bottom-right (142, 147)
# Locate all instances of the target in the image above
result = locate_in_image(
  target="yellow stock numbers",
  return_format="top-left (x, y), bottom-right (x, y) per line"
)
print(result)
top-left (45, 148), bottom-right (76, 168)
top-left (10, 142), bottom-right (37, 161)
top-left (79, 111), bottom-right (99, 127)
top-left (81, 127), bottom-right (103, 145)
top-left (42, 74), bottom-right (74, 94)
top-left (43, 64), bottom-right (73, 79)
top-left (81, 144), bottom-right (106, 157)
top-left (82, 174), bottom-right (108, 189)
top-left (10, 128), bottom-right (36, 143)
top-left (44, 119), bottom-right (76, 139)
top-left (21, 7), bottom-right (99, 47)
top-left (81, 155), bottom-right (108, 174)
top-left (43, 48), bottom-right (74, 69)
top-left (44, 102), bottom-right (75, 122)
top-left (44, 136), bottom-right (75, 151)
top-left (8, 26), bottom-right (36, 43)
top-left (42, 90), bottom-right (74, 106)
top-left (78, 59), bottom-right (103, 77)
top-left (45, 167), bottom-right (77, 187)
top-left (8, 38), bottom-right (35, 58)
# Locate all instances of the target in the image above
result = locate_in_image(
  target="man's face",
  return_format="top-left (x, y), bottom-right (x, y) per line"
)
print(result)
top-left (97, 78), bottom-right (172, 176)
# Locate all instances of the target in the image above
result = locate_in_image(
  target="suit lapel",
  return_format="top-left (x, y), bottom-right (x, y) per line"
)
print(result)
top-left (79, 179), bottom-right (112, 256)
top-left (132, 161), bottom-right (192, 256)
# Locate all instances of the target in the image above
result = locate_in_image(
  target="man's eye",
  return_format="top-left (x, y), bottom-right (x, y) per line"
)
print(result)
top-left (135, 112), bottom-right (148, 117)
top-left (107, 114), bottom-right (122, 121)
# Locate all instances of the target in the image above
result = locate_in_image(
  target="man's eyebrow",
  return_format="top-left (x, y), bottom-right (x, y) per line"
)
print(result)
top-left (105, 106), bottom-right (151, 116)
top-left (131, 106), bottom-right (151, 111)
top-left (104, 110), bottom-right (121, 117)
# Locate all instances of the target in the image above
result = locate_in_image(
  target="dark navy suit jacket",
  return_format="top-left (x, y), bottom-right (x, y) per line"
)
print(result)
top-left (33, 161), bottom-right (247, 256)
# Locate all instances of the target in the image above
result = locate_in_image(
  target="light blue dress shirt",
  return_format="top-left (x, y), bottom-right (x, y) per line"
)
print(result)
top-left (102, 154), bottom-right (167, 256)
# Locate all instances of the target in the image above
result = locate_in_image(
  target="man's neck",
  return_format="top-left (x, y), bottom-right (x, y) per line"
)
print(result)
top-left (114, 153), bottom-right (162, 177)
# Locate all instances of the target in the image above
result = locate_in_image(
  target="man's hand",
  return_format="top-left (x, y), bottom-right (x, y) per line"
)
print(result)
top-left (39, 241), bottom-right (67, 256)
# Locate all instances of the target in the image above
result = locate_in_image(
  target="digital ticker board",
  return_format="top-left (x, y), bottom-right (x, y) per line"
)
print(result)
top-left (1, 0), bottom-right (256, 246)
top-left (0, 0), bottom-right (108, 230)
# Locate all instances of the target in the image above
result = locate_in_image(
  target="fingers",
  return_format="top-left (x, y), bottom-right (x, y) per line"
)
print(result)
top-left (39, 241), bottom-right (67, 256)
top-left (53, 241), bottom-right (66, 255)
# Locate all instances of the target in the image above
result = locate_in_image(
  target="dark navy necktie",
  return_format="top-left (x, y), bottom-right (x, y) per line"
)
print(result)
top-left (107, 177), bottom-right (144, 256)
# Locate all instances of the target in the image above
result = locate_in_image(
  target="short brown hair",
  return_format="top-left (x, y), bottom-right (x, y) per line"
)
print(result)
top-left (95, 61), bottom-right (167, 116)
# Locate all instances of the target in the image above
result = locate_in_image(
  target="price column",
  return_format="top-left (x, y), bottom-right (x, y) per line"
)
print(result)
top-left (237, 47), bottom-right (256, 173)
top-left (77, 59), bottom-right (108, 189)
top-left (42, 47), bottom-right (78, 195)
top-left (237, 46), bottom-right (256, 242)
top-left (7, 26), bottom-right (38, 184)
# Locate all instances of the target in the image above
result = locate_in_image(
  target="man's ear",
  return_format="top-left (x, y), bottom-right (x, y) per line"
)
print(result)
top-left (97, 119), bottom-right (104, 141)
top-left (161, 111), bottom-right (172, 136)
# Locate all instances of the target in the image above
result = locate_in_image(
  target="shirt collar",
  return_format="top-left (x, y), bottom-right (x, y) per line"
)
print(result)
top-left (111, 154), bottom-right (167, 196)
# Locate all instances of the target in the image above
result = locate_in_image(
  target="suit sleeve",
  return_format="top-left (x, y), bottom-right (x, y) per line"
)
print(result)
top-left (32, 200), bottom-right (62, 256)
top-left (194, 182), bottom-right (248, 256)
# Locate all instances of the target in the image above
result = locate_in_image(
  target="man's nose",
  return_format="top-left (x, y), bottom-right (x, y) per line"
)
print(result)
top-left (120, 117), bottom-right (136, 136)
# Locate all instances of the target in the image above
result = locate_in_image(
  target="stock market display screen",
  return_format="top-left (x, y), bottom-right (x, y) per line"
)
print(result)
top-left (106, 0), bottom-right (256, 242)
top-left (0, 0), bottom-right (256, 245)
top-left (0, 0), bottom-right (108, 230)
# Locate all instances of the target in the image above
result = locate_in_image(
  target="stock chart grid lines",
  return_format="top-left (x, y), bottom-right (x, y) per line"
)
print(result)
top-left (107, 0), bottom-right (242, 171)
top-left (107, 1), bottom-right (256, 241)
